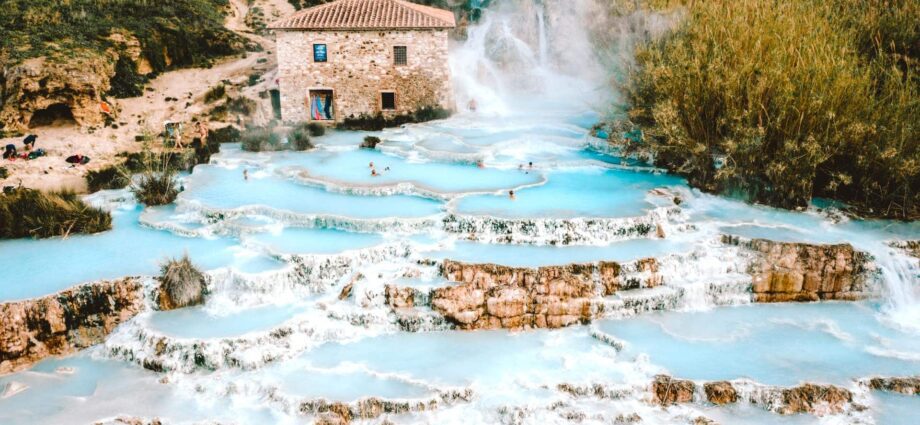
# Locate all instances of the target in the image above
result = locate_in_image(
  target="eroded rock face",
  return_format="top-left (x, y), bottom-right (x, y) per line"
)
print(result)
top-left (1, 50), bottom-right (117, 133)
top-left (704, 381), bottom-right (737, 405)
top-left (0, 278), bottom-right (143, 374)
top-left (779, 383), bottom-right (853, 415)
top-left (431, 259), bottom-right (660, 330)
top-left (650, 375), bottom-right (695, 405)
top-left (891, 241), bottom-right (920, 259)
top-left (866, 376), bottom-right (920, 395)
top-left (724, 236), bottom-right (869, 302)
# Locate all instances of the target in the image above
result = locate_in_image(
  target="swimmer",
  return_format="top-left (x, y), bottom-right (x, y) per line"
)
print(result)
top-left (509, 190), bottom-right (515, 200)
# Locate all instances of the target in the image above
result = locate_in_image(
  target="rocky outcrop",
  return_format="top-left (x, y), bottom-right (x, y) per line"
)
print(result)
top-left (0, 278), bottom-right (143, 374)
top-left (777, 383), bottom-right (853, 415)
top-left (650, 375), bottom-right (695, 405)
top-left (724, 236), bottom-right (869, 302)
top-left (703, 381), bottom-right (737, 405)
top-left (649, 376), bottom-right (856, 416)
top-left (431, 259), bottom-right (660, 330)
top-left (0, 50), bottom-right (117, 133)
top-left (865, 376), bottom-right (920, 395)
top-left (891, 241), bottom-right (920, 259)
top-left (299, 389), bottom-right (474, 423)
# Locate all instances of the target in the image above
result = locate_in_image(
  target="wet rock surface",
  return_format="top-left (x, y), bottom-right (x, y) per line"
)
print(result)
top-left (650, 375), bottom-right (695, 405)
top-left (0, 278), bottom-right (143, 374)
top-left (431, 259), bottom-right (660, 329)
top-left (649, 376), bottom-right (857, 416)
top-left (724, 236), bottom-right (870, 302)
top-left (865, 376), bottom-right (920, 395)
top-left (778, 383), bottom-right (853, 415)
top-left (703, 381), bottom-right (738, 405)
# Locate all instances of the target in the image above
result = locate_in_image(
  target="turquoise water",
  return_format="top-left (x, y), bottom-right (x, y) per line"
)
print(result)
top-left (597, 302), bottom-right (920, 386)
top-left (1, 8), bottom-right (919, 423)
top-left (147, 303), bottom-right (304, 339)
top-left (452, 168), bottom-right (684, 218)
top-left (430, 238), bottom-right (689, 267)
top-left (183, 164), bottom-right (443, 219)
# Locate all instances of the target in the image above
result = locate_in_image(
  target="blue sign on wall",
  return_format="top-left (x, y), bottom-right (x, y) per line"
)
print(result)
top-left (313, 44), bottom-right (327, 62)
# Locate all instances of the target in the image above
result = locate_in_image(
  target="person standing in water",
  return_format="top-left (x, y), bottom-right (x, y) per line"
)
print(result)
top-left (509, 190), bottom-right (515, 200)
top-left (243, 169), bottom-right (249, 181)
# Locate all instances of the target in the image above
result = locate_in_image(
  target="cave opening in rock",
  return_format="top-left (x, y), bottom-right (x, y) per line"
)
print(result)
top-left (29, 103), bottom-right (77, 128)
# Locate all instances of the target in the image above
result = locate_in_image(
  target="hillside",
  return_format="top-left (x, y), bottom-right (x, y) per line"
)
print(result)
top-left (0, 0), bottom-right (248, 134)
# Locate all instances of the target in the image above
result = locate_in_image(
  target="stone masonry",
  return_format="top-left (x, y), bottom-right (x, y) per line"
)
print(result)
top-left (275, 29), bottom-right (453, 123)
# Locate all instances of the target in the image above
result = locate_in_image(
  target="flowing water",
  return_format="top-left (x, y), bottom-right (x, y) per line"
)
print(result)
top-left (1, 1), bottom-right (918, 424)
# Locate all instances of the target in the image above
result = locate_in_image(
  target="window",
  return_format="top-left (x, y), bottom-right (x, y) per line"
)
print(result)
top-left (313, 44), bottom-right (327, 62)
top-left (381, 92), bottom-right (396, 110)
top-left (393, 46), bottom-right (407, 65)
top-left (309, 90), bottom-right (334, 120)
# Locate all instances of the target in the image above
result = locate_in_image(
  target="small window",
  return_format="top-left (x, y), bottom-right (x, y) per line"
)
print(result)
top-left (313, 44), bottom-right (327, 62)
top-left (393, 46), bottom-right (407, 65)
top-left (381, 92), bottom-right (396, 110)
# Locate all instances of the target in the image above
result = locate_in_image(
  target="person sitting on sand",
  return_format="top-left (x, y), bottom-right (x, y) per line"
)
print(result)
top-left (22, 134), bottom-right (37, 151)
top-left (3, 144), bottom-right (16, 160)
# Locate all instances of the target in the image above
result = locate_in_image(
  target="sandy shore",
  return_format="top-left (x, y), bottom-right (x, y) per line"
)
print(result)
top-left (0, 0), bottom-right (291, 193)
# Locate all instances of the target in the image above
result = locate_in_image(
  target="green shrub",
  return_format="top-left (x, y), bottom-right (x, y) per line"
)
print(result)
top-left (627, 0), bottom-right (919, 219)
top-left (0, 0), bottom-right (243, 71)
top-left (306, 122), bottom-right (326, 137)
top-left (339, 106), bottom-right (452, 131)
top-left (128, 150), bottom-right (187, 206)
top-left (289, 123), bottom-right (314, 151)
top-left (0, 188), bottom-right (111, 239)
top-left (108, 55), bottom-right (147, 98)
top-left (247, 73), bottom-right (262, 87)
top-left (209, 126), bottom-right (242, 144)
top-left (240, 126), bottom-right (282, 152)
top-left (210, 96), bottom-right (257, 121)
top-left (204, 84), bottom-right (226, 104)
top-left (86, 165), bottom-right (130, 192)
top-left (361, 136), bottom-right (381, 149)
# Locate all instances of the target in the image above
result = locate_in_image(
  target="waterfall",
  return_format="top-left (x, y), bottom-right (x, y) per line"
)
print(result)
top-left (535, 3), bottom-right (549, 67)
top-left (872, 245), bottom-right (920, 332)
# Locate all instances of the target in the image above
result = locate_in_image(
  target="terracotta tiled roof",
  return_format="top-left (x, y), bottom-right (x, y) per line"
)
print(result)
top-left (270, 0), bottom-right (456, 30)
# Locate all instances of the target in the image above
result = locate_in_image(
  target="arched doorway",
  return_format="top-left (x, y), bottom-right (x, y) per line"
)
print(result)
top-left (29, 103), bottom-right (77, 128)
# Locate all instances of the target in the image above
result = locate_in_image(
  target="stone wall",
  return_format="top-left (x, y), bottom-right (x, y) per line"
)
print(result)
top-left (723, 236), bottom-right (870, 302)
top-left (275, 29), bottom-right (453, 123)
top-left (430, 259), bottom-right (660, 330)
top-left (0, 278), bottom-right (143, 375)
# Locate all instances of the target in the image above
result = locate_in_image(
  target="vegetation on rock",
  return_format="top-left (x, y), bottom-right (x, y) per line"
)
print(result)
top-left (0, 0), bottom-right (243, 70)
top-left (158, 254), bottom-right (207, 310)
top-left (627, 0), bottom-right (919, 219)
top-left (0, 188), bottom-right (111, 239)
top-left (241, 123), bottom-right (315, 152)
top-left (339, 106), bottom-right (451, 131)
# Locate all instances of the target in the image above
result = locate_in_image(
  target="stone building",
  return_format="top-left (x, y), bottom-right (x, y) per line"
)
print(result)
top-left (270, 0), bottom-right (456, 123)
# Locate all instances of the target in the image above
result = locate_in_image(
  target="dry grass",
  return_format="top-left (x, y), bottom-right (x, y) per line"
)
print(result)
top-left (628, 0), bottom-right (919, 218)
